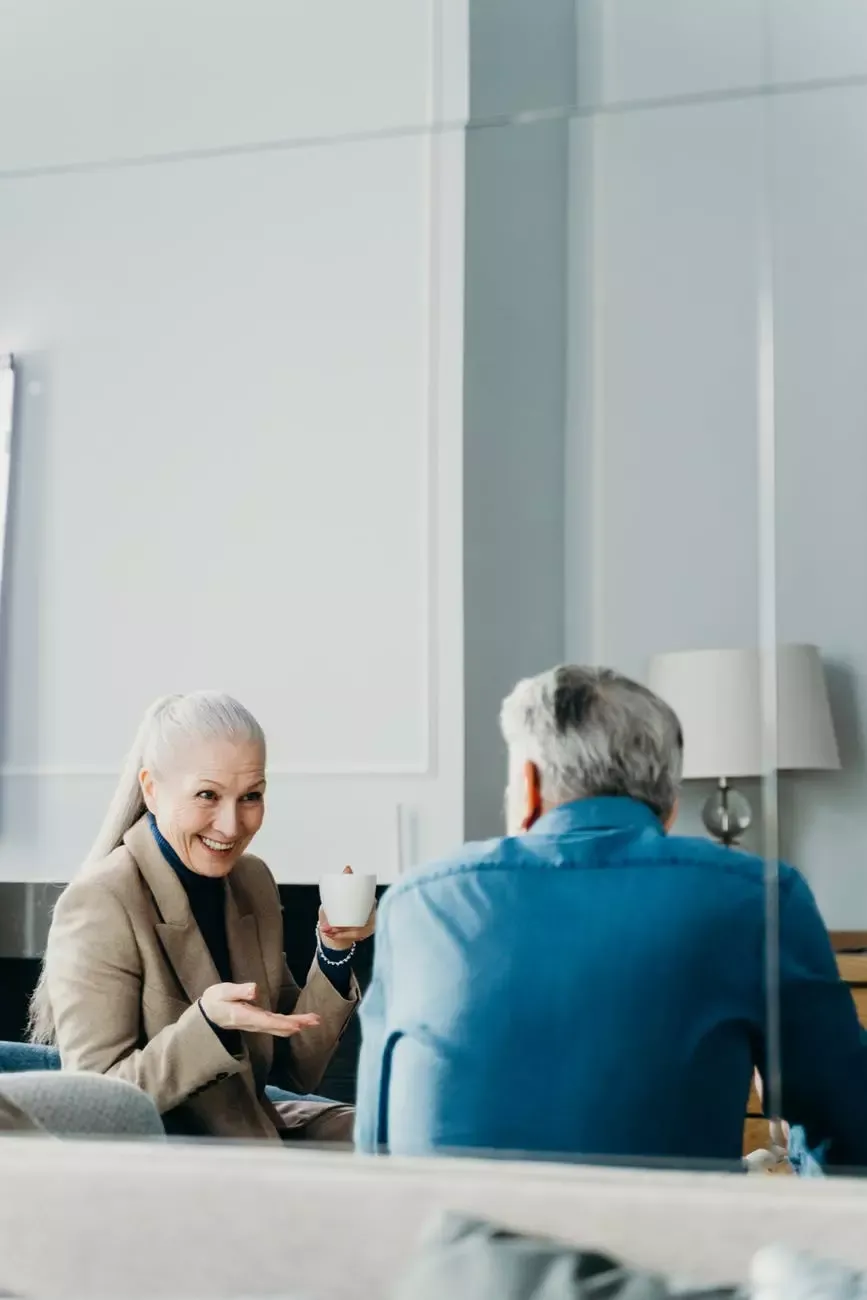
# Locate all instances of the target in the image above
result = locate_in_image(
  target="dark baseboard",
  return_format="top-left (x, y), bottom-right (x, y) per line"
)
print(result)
top-left (0, 885), bottom-right (381, 1107)
top-left (0, 958), bottom-right (40, 1044)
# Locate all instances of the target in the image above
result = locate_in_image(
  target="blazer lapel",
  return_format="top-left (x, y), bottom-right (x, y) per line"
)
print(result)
top-left (125, 816), bottom-right (221, 1005)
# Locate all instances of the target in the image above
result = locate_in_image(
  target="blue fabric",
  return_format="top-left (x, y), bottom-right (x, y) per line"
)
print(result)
top-left (0, 1042), bottom-right (61, 1072)
top-left (356, 797), bottom-right (867, 1168)
top-left (315, 937), bottom-right (354, 997)
top-left (787, 1124), bottom-right (827, 1177)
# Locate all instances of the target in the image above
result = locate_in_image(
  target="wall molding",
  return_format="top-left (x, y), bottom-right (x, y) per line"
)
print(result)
top-left (2, 109), bottom-right (459, 784)
top-left (0, 0), bottom-right (470, 794)
top-left (0, 763), bottom-right (430, 779)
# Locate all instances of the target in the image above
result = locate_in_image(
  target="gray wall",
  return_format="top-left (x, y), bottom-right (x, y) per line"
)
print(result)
top-left (463, 0), bottom-right (574, 841)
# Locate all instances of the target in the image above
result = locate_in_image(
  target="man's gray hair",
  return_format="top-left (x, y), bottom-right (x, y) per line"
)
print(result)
top-left (500, 665), bottom-right (684, 820)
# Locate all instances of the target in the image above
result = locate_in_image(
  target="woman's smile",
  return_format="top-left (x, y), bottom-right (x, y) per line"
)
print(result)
top-left (198, 834), bottom-right (236, 854)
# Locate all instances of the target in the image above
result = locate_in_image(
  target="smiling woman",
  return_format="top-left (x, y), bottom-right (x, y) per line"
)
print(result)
top-left (140, 729), bottom-right (268, 880)
top-left (28, 692), bottom-right (374, 1142)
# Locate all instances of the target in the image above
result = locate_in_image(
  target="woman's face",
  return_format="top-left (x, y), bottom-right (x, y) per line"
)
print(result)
top-left (141, 738), bottom-right (266, 877)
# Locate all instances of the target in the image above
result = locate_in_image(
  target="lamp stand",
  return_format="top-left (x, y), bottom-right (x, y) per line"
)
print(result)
top-left (701, 777), bottom-right (752, 847)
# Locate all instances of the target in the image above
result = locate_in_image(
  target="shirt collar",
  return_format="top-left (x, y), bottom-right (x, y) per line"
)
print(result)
top-left (527, 796), bottom-right (665, 838)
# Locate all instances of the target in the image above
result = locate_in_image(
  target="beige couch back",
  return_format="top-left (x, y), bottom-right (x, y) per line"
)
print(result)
top-left (2, 1139), bottom-right (867, 1298)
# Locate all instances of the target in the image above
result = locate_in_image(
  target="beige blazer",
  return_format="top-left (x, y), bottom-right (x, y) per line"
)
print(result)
top-left (44, 816), bottom-right (358, 1140)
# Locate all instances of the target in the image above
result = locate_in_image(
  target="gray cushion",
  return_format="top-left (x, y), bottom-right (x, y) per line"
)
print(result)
top-left (751, 1245), bottom-right (867, 1299)
top-left (391, 1214), bottom-right (739, 1300)
top-left (0, 1072), bottom-right (164, 1138)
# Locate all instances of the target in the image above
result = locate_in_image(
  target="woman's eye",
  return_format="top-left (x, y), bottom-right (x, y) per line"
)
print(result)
top-left (196, 790), bottom-right (217, 801)
top-left (241, 791), bottom-right (263, 803)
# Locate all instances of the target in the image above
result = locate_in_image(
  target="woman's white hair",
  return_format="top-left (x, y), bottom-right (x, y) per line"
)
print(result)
top-left (500, 664), bottom-right (684, 821)
top-left (87, 691), bottom-right (266, 863)
top-left (29, 690), bottom-right (265, 1044)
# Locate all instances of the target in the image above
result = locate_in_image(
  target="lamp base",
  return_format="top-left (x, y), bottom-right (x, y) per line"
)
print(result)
top-left (702, 778), bottom-right (752, 847)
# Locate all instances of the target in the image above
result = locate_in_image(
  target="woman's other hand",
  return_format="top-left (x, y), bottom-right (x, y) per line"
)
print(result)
top-left (201, 982), bottom-right (320, 1038)
top-left (318, 865), bottom-right (377, 951)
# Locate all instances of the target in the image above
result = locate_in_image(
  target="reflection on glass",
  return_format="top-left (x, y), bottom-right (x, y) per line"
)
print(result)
top-left (4, 1), bottom-right (867, 1202)
top-left (763, 7), bottom-right (867, 1176)
top-left (465, 2), bottom-right (867, 125)
top-left (0, 354), bottom-right (15, 636)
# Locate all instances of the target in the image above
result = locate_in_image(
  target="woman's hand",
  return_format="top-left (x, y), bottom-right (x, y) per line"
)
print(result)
top-left (318, 865), bottom-right (377, 951)
top-left (201, 982), bottom-right (321, 1038)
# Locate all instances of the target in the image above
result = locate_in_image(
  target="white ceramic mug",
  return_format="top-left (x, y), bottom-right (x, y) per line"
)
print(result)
top-left (319, 872), bottom-right (377, 928)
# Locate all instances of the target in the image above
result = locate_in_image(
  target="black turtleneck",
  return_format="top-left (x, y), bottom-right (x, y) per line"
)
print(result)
top-left (150, 815), bottom-right (234, 980)
top-left (148, 814), bottom-right (241, 1055)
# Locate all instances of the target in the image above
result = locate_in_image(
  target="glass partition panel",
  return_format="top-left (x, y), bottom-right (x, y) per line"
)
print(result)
top-left (1, 0), bottom-right (839, 1200)
top-left (764, 4), bottom-right (867, 1175)
top-left (457, 0), bottom-right (778, 1177)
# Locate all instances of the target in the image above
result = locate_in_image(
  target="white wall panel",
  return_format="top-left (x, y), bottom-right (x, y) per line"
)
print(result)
top-left (768, 0), bottom-right (867, 85)
top-left (0, 2), bottom-right (468, 882)
top-left (0, 0), bottom-right (467, 174)
top-left (568, 98), bottom-right (762, 682)
top-left (576, 0), bottom-right (762, 108)
top-left (772, 85), bottom-right (867, 926)
top-left (567, 5), bottom-right (867, 919)
top-left (0, 138), bottom-right (431, 773)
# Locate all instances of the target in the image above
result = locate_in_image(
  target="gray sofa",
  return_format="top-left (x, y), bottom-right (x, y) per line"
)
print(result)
top-left (1, 1139), bottom-right (867, 1299)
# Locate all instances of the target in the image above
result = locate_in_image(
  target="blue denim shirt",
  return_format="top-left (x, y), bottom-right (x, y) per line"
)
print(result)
top-left (356, 797), bottom-right (867, 1168)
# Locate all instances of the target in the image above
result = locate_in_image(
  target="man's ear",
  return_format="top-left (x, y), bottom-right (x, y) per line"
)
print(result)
top-left (521, 761), bottom-right (543, 831)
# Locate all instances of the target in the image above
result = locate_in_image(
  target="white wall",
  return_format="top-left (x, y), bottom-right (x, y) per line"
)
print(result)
top-left (772, 80), bottom-right (867, 925)
top-left (567, 0), bottom-right (867, 922)
top-left (0, 0), bottom-right (468, 883)
top-left (575, 0), bottom-right (867, 106)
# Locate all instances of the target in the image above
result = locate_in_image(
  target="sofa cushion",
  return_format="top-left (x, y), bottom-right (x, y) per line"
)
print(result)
top-left (391, 1213), bottom-right (738, 1300)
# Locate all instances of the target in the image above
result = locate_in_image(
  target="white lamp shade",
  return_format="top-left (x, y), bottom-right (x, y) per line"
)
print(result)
top-left (647, 645), bottom-right (840, 779)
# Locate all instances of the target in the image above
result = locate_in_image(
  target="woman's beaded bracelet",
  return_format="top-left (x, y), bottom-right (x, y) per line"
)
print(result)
top-left (316, 922), bottom-right (355, 967)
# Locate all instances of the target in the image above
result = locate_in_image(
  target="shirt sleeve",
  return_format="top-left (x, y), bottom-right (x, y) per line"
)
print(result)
top-left (354, 903), bottom-right (391, 1153)
top-left (767, 869), bottom-right (867, 1169)
top-left (317, 942), bottom-right (354, 997)
top-left (198, 1002), bottom-right (243, 1059)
